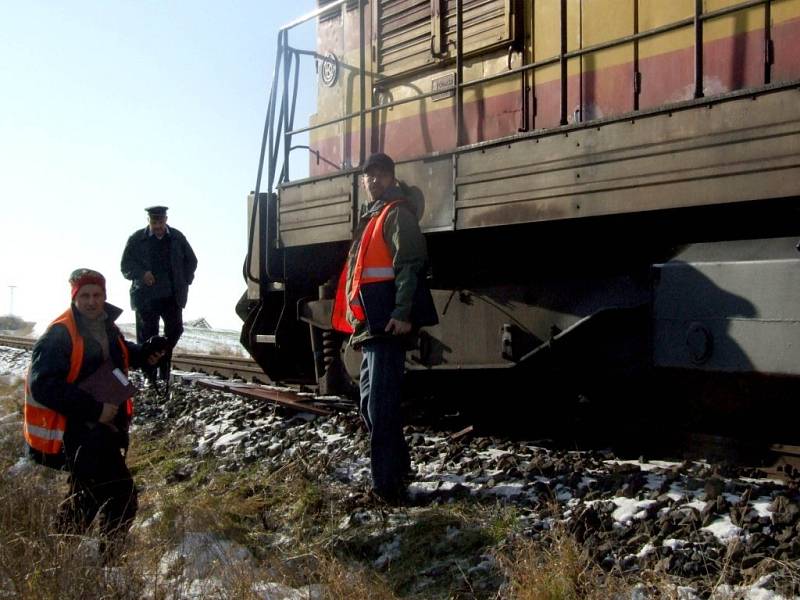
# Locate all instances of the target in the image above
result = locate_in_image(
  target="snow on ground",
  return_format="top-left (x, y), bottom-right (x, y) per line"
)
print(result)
top-left (0, 347), bottom-right (30, 379)
top-left (1, 343), bottom-right (799, 599)
top-left (117, 324), bottom-right (247, 357)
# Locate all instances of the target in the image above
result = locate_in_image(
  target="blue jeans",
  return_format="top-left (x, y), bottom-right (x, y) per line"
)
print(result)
top-left (359, 337), bottom-right (410, 496)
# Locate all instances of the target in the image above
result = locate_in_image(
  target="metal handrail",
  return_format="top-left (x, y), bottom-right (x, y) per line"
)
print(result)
top-left (245, 31), bottom-right (284, 284)
top-left (248, 1), bottom-right (365, 286)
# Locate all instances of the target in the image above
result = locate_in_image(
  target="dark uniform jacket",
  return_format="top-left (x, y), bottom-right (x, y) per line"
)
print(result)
top-left (28, 303), bottom-right (145, 462)
top-left (120, 227), bottom-right (198, 310)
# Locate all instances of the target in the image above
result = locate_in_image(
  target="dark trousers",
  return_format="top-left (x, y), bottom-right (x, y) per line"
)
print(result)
top-left (359, 337), bottom-right (410, 497)
top-left (57, 428), bottom-right (138, 559)
top-left (135, 296), bottom-right (183, 380)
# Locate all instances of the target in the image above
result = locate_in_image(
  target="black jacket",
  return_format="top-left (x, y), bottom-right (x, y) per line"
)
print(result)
top-left (120, 226), bottom-right (198, 310)
top-left (28, 303), bottom-right (146, 462)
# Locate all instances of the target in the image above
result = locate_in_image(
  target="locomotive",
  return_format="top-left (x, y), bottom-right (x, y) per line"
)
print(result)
top-left (239, 0), bottom-right (800, 442)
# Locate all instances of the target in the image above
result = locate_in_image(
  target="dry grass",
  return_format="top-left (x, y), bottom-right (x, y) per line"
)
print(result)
top-left (316, 556), bottom-right (399, 599)
top-left (0, 379), bottom-right (632, 599)
top-left (0, 382), bottom-right (395, 600)
top-left (498, 528), bottom-right (633, 600)
top-left (9, 375), bottom-right (782, 599)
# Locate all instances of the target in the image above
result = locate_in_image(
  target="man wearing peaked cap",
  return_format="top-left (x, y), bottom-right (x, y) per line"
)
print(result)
top-left (145, 205), bottom-right (168, 217)
top-left (121, 206), bottom-right (198, 387)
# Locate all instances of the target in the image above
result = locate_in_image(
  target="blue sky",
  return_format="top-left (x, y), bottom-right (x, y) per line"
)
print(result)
top-left (0, 0), bottom-right (317, 331)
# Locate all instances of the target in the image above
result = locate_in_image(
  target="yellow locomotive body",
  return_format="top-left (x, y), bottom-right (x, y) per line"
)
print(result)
top-left (241, 0), bottom-right (800, 442)
top-left (309, 0), bottom-right (800, 175)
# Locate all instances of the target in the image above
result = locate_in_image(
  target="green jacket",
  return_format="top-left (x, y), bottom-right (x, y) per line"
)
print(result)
top-left (345, 185), bottom-right (428, 347)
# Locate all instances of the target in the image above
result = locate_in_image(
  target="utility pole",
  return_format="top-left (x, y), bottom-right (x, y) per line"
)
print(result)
top-left (8, 285), bottom-right (15, 316)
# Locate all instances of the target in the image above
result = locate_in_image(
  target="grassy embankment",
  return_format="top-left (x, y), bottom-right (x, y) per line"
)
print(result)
top-left (0, 377), bottom-right (708, 599)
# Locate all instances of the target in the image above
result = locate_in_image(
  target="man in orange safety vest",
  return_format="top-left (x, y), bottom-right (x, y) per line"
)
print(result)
top-left (332, 153), bottom-right (435, 504)
top-left (25, 268), bottom-right (165, 560)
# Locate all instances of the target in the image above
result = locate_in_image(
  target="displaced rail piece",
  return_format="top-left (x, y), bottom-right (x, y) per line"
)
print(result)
top-left (194, 379), bottom-right (341, 416)
top-left (169, 353), bottom-right (264, 382)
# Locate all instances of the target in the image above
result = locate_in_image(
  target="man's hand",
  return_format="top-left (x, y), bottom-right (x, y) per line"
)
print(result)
top-left (143, 271), bottom-right (155, 286)
top-left (146, 350), bottom-right (166, 366)
top-left (99, 403), bottom-right (119, 426)
top-left (385, 318), bottom-right (412, 335)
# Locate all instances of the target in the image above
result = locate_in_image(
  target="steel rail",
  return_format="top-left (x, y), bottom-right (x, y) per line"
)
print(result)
top-left (170, 354), bottom-right (264, 382)
top-left (0, 335), bottom-right (262, 380)
top-left (0, 335), bottom-right (34, 351)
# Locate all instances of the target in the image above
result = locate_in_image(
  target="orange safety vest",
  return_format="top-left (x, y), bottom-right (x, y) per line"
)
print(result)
top-left (331, 200), bottom-right (403, 333)
top-left (23, 308), bottom-right (132, 457)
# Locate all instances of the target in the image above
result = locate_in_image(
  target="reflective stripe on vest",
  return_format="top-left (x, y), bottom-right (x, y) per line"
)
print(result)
top-left (331, 200), bottom-right (403, 333)
top-left (23, 308), bottom-right (132, 456)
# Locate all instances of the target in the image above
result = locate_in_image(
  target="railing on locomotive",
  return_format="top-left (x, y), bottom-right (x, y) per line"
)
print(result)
top-left (261, 0), bottom-right (780, 188)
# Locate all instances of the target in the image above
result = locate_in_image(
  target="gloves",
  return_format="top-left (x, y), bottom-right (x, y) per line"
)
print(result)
top-left (142, 335), bottom-right (169, 356)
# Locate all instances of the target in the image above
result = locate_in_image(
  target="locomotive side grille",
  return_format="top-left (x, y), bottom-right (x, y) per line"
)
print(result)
top-left (378, 0), bottom-right (434, 76)
top-left (443, 0), bottom-right (510, 55)
top-left (377, 0), bottom-right (514, 77)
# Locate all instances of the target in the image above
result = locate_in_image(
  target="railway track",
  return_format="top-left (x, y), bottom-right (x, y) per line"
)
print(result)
top-left (2, 333), bottom-right (798, 475)
top-left (0, 333), bottom-right (344, 414)
top-left (0, 335), bottom-right (34, 351)
top-left (0, 334), bottom-right (264, 382)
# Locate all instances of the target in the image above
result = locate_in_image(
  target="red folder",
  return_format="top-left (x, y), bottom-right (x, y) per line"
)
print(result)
top-left (78, 359), bottom-right (138, 407)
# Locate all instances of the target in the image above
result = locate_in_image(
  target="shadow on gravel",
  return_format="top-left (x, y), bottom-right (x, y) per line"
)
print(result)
top-left (402, 368), bottom-right (797, 475)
